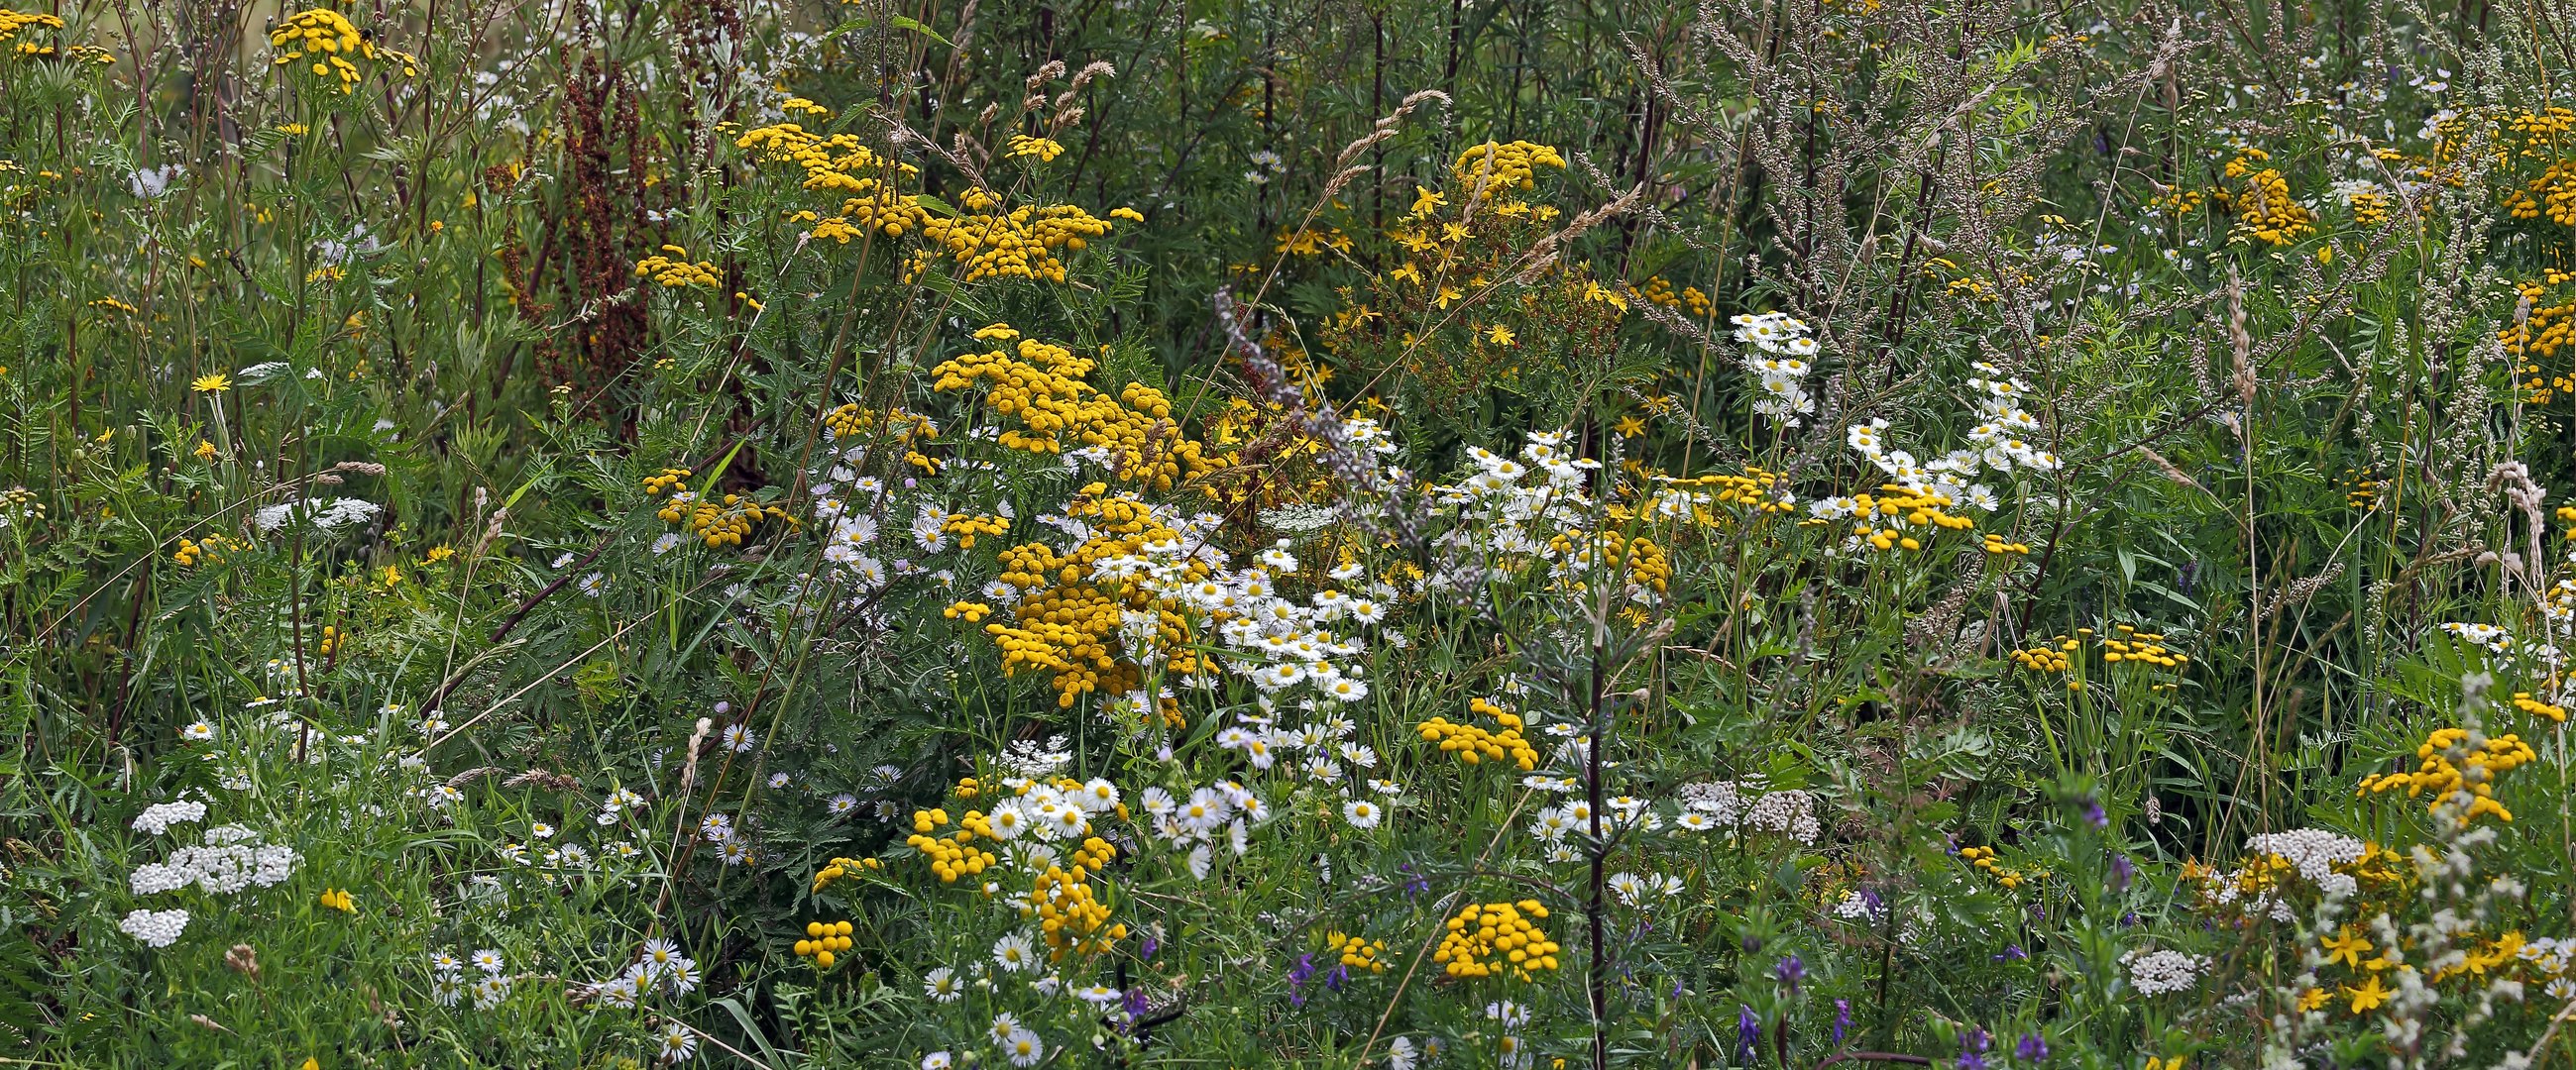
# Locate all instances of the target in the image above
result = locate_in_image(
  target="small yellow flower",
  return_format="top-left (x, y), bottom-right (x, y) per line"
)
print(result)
top-left (1486, 324), bottom-right (1515, 346)
top-left (193, 441), bottom-right (218, 461)
top-left (1613, 415), bottom-right (1647, 438)
top-left (191, 373), bottom-right (233, 393)
top-left (2343, 975), bottom-right (2389, 1013)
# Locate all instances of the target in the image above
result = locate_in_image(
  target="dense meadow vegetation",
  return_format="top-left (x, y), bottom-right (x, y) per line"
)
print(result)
top-left (6, 0), bottom-right (2576, 1064)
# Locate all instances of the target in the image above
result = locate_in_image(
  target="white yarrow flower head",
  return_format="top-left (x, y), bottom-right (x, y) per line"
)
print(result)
top-left (118, 908), bottom-right (190, 948)
top-left (132, 801), bottom-right (208, 834)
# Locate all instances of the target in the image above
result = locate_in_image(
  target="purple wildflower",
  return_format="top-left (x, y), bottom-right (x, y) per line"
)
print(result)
top-left (1286, 953), bottom-right (1316, 1008)
top-left (2082, 801), bottom-right (2108, 828)
top-left (1736, 1005), bottom-right (1760, 1056)
top-left (1833, 999), bottom-right (1850, 1043)
top-left (2110, 854), bottom-right (2135, 893)
top-left (2015, 1032), bottom-right (2050, 1061)
top-left (1993, 944), bottom-right (2026, 962)
top-left (1140, 933), bottom-right (1159, 959)
top-left (1398, 864), bottom-right (1429, 898)
top-left (1774, 954), bottom-right (1806, 994)
top-left (1958, 1026), bottom-right (1993, 1070)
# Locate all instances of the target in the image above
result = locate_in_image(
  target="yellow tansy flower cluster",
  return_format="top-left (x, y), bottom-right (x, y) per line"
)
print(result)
top-left (1450, 140), bottom-right (1567, 197)
top-left (2101, 625), bottom-right (2184, 667)
top-left (1847, 485), bottom-right (1976, 553)
top-left (640, 468), bottom-right (692, 496)
top-left (2359, 727), bottom-right (2537, 824)
top-left (1006, 134), bottom-right (1066, 162)
top-left (634, 247), bottom-right (722, 288)
top-left (1417, 696), bottom-right (1541, 771)
top-left (2010, 644), bottom-right (2072, 673)
top-left (2512, 692), bottom-right (2567, 722)
top-left (930, 329), bottom-right (1209, 489)
top-left (1323, 930), bottom-right (1390, 974)
top-left (1, 8), bottom-right (66, 52)
top-left (808, 854), bottom-right (881, 894)
top-left (905, 189), bottom-right (1114, 284)
top-left (734, 123), bottom-right (925, 241)
top-left (1959, 845), bottom-right (2036, 890)
top-left (2508, 159), bottom-right (2576, 227)
top-left (821, 403), bottom-right (941, 472)
top-left (902, 807), bottom-right (998, 883)
top-left (983, 489), bottom-right (1205, 705)
top-left (268, 9), bottom-right (416, 94)
top-left (657, 490), bottom-right (786, 548)
top-left (1025, 862), bottom-right (1127, 959)
top-left (1543, 529), bottom-right (1671, 596)
top-left (1638, 275), bottom-right (1714, 318)
top-left (941, 511), bottom-right (1010, 549)
top-left (794, 920), bottom-right (853, 968)
top-left (173, 533), bottom-right (246, 566)
top-left (2221, 161), bottom-right (2315, 246)
top-left (1434, 900), bottom-right (1558, 979)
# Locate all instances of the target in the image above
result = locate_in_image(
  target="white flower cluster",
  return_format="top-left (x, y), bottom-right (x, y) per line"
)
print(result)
top-left (433, 947), bottom-right (519, 1010)
top-left (1607, 871), bottom-right (1685, 906)
top-left (805, 470), bottom-right (896, 588)
top-left (1675, 780), bottom-right (1822, 844)
top-left (2242, 827), bottom-right (2368, 900)
top-left (572, 936), bottom-right (701, 1014)
top-left (1425, 431), bottom-right (1685, 606)
top-left (2120, 947), bottom-right (2210, 996)
top-left (590, 786), bottom-right (647, 826)
top-left (1829, 890), bottom-right (1928, 943)
top-left (1526, 797), bottom-right (1664, 861)
top-left (996, 735), bottom-right (1073, 779)
top-left (117, 909), bottom-right (190, 948)
top-left (2520, 936), bottom-right (2576, 1001)
top-left (2441, 621), bottom-right (2513, 655)
top-left (1730, 311), bottom-right (1820, 426)
top-left (252, 496), bottom-right (382, 535)
top-left (128, 834), bottom-right (300, 896)
top-left (130, 800), bottom-right (208, 835)
top-left (1137, 780), bottom-right (1272, 880)
top-left (982, 777), bottom-right (1123, 847)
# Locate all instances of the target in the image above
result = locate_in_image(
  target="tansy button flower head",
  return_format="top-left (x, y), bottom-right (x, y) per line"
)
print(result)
top-left (1434, 901), bottom-right (1558, 979)
top-left (268, 9), bottom-right (416, 94)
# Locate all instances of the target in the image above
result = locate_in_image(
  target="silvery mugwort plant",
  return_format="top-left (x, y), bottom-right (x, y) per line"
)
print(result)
top-left (4, 0), bottom-right (2576, 1065)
